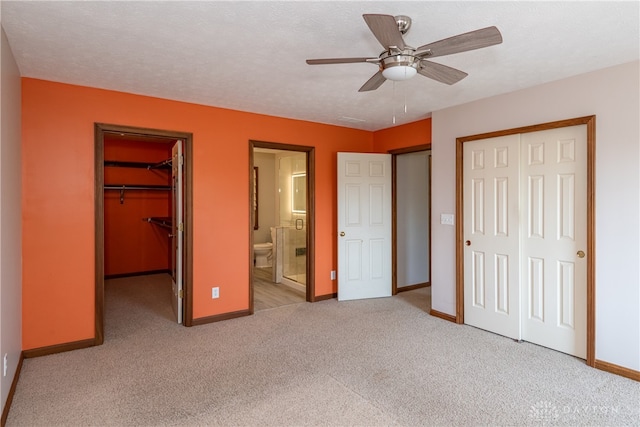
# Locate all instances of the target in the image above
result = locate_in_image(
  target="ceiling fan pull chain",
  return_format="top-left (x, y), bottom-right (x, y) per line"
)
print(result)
top-left (392, 81), bottom-right (397, 124)
top-left (404, 82), bottom-right (408, 114)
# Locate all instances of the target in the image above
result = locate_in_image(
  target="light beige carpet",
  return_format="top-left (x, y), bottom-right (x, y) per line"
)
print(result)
top-left (6, 274), bottom-right (639, 426)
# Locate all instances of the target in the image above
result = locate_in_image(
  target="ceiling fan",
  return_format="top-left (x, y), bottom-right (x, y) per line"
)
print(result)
top-left (306, 14), bottom-right (503, 92)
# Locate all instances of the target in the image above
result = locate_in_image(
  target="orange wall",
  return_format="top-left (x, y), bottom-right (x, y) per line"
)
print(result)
top-left (104, 139), bottom-right (173, 276)
top-left (21, 78), bottom-right (375, 349)
top-left (372, 119), bottom-right (432, 151)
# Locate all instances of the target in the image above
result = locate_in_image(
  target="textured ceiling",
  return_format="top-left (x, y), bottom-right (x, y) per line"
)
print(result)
top-left (2, 1), bottom-right (638, 131)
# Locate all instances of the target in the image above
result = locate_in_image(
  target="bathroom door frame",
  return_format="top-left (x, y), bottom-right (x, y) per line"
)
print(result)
top-left (94, 123), bottom-right (194, 345)
top-left (249, 140), bottom-right (316, 312)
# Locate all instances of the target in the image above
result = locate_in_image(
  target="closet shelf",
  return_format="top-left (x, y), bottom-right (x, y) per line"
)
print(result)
top-left (144, 217), bottom-right (173, 229)
top-left (104, 159), bottom-right (172, 170)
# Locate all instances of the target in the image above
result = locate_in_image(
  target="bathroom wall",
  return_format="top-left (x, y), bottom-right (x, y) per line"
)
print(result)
top-left (276, 152), bottom-right (306, 226)
top-left (274, 152), bottom-right (307, 283)
top-left (253, 152), bottom-right (276, 244)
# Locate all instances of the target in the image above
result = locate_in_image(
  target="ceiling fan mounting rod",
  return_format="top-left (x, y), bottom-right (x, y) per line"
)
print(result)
top-left (394, 15), bottom-right (412, 34)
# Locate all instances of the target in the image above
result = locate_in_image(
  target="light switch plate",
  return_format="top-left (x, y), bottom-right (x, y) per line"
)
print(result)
top-left (441, 214), bottom-right (455, 225)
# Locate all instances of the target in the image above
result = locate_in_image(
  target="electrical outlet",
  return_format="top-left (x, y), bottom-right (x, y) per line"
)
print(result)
top-left (3, 354), bottom-right (7, 377)
top-left (212, 287), bottom-right (220, 299)
top-left (330, 270), bottom-right (336, 280)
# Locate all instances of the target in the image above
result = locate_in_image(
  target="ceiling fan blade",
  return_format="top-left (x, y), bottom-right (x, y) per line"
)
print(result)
top-left (306, 57), bottom-right (378, 65)
top-left (415, 26), bottom-right (503, 58)
top-left (363, 14), bottom-right (406, 50)
top-left (358, 71), bottom-right (386, 92)
top-left (417, 60), bottom-right (468, 85)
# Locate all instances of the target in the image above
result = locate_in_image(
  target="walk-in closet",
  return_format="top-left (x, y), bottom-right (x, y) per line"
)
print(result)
top-left (103, 133), bottom-right (177, 325)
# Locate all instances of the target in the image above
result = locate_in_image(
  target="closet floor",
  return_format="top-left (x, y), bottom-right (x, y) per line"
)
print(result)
top-left (104, 273), bottom-right (176, 340)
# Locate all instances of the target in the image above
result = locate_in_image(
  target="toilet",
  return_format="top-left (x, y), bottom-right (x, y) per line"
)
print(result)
top-left (254, 227), bottom-right (276, 268)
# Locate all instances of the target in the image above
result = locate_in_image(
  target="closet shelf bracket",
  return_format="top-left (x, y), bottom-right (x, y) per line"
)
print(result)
top-left (148, 158), bottom-right (172, 170)
top-left (143, 217), bottom-right (173, 230)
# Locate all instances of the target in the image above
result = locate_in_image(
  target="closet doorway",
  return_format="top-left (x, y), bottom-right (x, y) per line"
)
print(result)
top-left (94, 123), bottom-right (193, 345)
top-left (249, 141), bottom-right (315, 312)
top-left (390, 145), bottom-right (432, 296)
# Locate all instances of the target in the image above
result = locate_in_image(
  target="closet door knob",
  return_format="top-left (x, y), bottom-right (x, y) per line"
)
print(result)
top-left (465, 240), bottom-right (471, 246)
top-left (340, 231), bottom-right (345, 237)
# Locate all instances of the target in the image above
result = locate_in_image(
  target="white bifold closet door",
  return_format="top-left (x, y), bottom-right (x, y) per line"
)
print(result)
top-left (463, 125), bottom-right (587, 358)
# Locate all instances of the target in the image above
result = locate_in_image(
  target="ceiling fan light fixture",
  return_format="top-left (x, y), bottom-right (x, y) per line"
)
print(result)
top-left (306, 14), bottom-right (503, 91)
top-left (382, 64), bottom-right (417, 81)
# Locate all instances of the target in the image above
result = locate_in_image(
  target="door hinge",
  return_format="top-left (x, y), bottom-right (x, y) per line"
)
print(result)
top-left (179, 289), bottom-right (184, 299)
top-left (179, 222), bottom-right (184, 232)
top-left (179, 154), bottom-right (184, 166)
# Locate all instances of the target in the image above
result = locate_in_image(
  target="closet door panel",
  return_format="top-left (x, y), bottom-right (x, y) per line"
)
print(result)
top-left (463, 134), bottom-right (521, 340)
top-left (520, 125), bottom-right (587, 359)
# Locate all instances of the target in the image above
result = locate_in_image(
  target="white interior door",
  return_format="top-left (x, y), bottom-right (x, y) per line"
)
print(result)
top-left (520, 125), bottom-right (587, 358)
top-left (171, 140), bottom-right (184, 324)
top-left (463, 125), bottom-right (587, 358)
top-left (337, 152), bottom-right (392, 301)
top-left (463, 135), bottom-right (522, 340)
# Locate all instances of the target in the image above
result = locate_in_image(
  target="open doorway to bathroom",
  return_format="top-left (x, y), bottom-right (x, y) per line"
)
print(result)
top-left (249, 141), bottom-right (315, 312)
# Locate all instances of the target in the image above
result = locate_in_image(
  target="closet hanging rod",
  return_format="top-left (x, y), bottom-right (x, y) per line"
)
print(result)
top-left (105, 184), bottom-right (170, 204)
top-left (104, 184), bottom-right (171, 191)
top-left (104, 160), bottom-right (171, 170)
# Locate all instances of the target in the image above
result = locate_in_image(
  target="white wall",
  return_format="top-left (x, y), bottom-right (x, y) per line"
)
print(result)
top-left (397, 151), bottom-right (430, 287)
top-left (0, 25), bottom-right (23, 413)
top-left (431, 61), bottom-right (640, 371)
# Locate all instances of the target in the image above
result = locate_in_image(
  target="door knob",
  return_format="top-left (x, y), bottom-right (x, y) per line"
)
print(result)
top-left (577, 250), bottom-right (585, 258)
top-left (340, 231), bottom-right (345, 237)
top-left (465, 240), bottom-right (471, 246)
